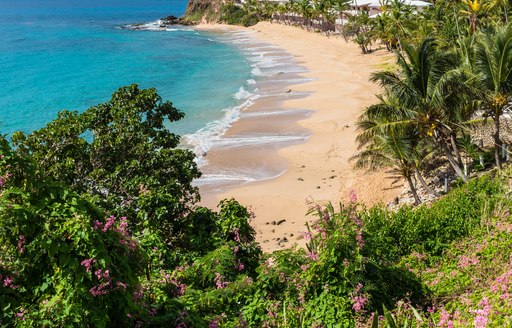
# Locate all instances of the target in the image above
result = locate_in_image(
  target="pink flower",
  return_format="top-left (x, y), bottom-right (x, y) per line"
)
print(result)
top-left (473, 315), bottom-right (488, 328)
top-left (349, 190), bottom-right (358, 203)
top-left (214, 273), bottom-right (228, 289)
top-left (438, 309), bottom-right (452, 327)
top-left (116, 281), bottom-right (128, 290)
top-left (92, 220), bottom-right (103, 230)
top-left (233, 228), bottom-right (241, 243)
top-left (103, 216), bottom-right (116, 232)
top-left (16, 308), bottom-right (25, 321)
top-left (17, 235), bottom-right (26, 254)
top-left (80, 258), bottom-right (96, 273)
top-left (235, 260), bottom-right (245, 271)
top-left (302, 231), bottom-right (313, 241)
top-left (307, 251), bottom-right (318, 261)
top-left (351, 295), bottom-right (367, 312)
top-left (356, 231), bottom-right (365, 249)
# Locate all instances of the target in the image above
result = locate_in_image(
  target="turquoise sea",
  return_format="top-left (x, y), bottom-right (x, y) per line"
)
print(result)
top-left (1, 0), bottom-right (311, 188)
top-left (0, 0), bottom-right (252, 138)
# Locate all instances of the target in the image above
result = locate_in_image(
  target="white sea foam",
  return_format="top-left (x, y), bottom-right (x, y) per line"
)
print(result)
top-left (181, 95), bottom-right (259, 166)
top-left (234, 86), bottom-right (253, 100)
top-left (210, 134), bottom-right (309, 150)
top-left (241, 109), bottom-right (312, 118)
top-left (246, 79), bottom-right (256, 85)
top-left (193, 169), bottom-right (285, 188)
top-left (251, 67), bottom-right (265, 76)
top-left (124, 20), bottom-right (194, 32)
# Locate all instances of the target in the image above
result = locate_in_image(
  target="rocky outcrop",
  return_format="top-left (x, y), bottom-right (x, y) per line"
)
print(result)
top-left (185, 0), bottom-right (224, 23)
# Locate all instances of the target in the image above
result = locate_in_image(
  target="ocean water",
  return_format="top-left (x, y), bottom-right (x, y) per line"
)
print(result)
top-left (0, 0), bottom-right (312, 189)
top-left (0, 0), bottom-right (252, 140)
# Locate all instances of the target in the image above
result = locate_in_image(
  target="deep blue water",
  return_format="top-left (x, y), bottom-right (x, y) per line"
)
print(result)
top-left (0, 0), bottom-right (252, 137)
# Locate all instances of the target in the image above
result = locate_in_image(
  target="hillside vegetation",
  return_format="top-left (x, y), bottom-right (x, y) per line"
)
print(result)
top-left (1, 85), bottom-right (512, 326)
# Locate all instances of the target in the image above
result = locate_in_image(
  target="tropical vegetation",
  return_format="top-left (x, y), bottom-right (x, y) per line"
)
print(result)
top-left (4, 0), bottom-right (512, 325)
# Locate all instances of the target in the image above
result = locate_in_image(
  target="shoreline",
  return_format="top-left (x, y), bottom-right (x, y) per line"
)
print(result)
top-left (195, 22), bottom-right (403, 252)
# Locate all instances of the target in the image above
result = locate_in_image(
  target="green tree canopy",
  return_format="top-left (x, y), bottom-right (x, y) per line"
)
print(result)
top-left (12, 84), bottom-right (201, 240)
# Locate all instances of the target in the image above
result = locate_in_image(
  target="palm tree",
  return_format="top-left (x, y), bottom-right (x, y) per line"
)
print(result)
top-left (352, 122), bottom-right (423, 205)
top-left (380, 0), bottom-right (415, 52)
top-left (485, 0), bottom-right (508, 22)
top-left (296, 0), bottom-right (314, 29)
top-left (473, 24), bottom-right (512, 169)
top-left (460, 0), bottom-right (484, 34)
top-left (363, 38), bottom-right (473, 181)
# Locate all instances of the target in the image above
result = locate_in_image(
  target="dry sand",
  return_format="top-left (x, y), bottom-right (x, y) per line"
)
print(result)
top-left (195, 22), bottom-right (402, 252)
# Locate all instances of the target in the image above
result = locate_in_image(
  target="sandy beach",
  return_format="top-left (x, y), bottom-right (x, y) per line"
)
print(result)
top-left (195, 22), bottom-right (402, 252)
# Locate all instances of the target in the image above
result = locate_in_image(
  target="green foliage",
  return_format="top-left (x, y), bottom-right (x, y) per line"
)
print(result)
top-left (0, 137), bottom-right (145, 326)
top-left (12, 85), bottom-right (201, 243)
top-left (219, 3), bottom-right (259, 27)
top-left (363, 174), bottom-right (503, 262)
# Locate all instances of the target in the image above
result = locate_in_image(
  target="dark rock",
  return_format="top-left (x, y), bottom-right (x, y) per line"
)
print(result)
top-left (276, 219), bottom-right (286, 225)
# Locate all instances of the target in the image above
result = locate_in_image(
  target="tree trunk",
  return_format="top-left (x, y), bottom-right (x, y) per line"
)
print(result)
top-left (450, 133), bottom-right (463, 167)
top-left (406, 175), bottom-right (422, 205)
top-left (439, 138), bottom-right (468, 181)
top-left (415, 168), bottom-right (440, 197)
top-left (494, 116), bottom-right (502, 169)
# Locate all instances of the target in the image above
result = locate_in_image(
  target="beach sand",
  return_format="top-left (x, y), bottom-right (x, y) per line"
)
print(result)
top-left (195, 22), bottom-right (402, 252)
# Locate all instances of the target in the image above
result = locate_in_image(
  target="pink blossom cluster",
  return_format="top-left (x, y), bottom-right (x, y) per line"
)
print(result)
top-left (307, 251), bottom-right (319, 261)
top-left (495, 221), bottom-right (512, 233)
top-left (351, 283), bottom-right (367, 313)
top-left (162, 273), bottom-right (186, 296)
top-left (356, 231), bottom-right (365, 249)
top-left (80, 258), bottom-right (96, 272)
top-left (133, 285), bottom-right (144, 301)
top-left (302, 230), bottom-right (313, 242)
top-left (491, 267), bottom-right (512, 299)
top-left (267, 302), bottom-right (278, 319)
top-left (457, 255), bottom-right (479, 269)
top-left (15, 307), bottom-right (25, 321)
top-left (232, 227), bottom-right (241, 243)
top-left (1, 274), bottom-right (18, 289)
top-left (93, 216), bottom-right (136, 250)
top-left (349, 190), bottom-right (358, 203)
top-left (0, 172), bottom-right (12, 188)
top-left (437, 308), bottom-right (454, 327)
top-left (82, 262), bottom-right (128, 297)
top-left (470, 297), bottom-right (492, 328)
top-left (175, 310), bottom-right (188, 328)
top-left (17, 235), bottom-right (26, 254)
top-left (214, 273), bottom-right (228, 289)
top-left (235, 259), bottom-right (245, 271)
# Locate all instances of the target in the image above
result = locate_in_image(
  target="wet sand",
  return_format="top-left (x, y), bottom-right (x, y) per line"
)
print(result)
top-left (194, 22), bottom-right (402, 252)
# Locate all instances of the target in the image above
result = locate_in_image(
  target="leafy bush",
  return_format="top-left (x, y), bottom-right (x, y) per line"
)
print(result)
top-left (362, 174), bottom-right (503, 262)
top-left (219, 3), bottom-right (259, 27)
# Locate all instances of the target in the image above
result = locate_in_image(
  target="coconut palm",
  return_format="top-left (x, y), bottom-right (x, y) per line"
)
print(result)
top-left (485, 0), bottom-right (508, 22)
top-left (473, 24), bottom-right (512, 169)
top-left (296, 0), bottom-right (315, 29)
top-left (380, 0), bottom-right (415, 52)
top-left (352, 122), bottom-right (423, 204)
top-left (362, 38), bottom-right (473, 181)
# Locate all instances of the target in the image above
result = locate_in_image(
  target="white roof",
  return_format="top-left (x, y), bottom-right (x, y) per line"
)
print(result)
top-left (352, 0), bottom-right (432, 8)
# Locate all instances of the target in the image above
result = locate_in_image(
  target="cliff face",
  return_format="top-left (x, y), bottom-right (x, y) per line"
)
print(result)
top-left (185, 0), bottom-right (224, 21)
